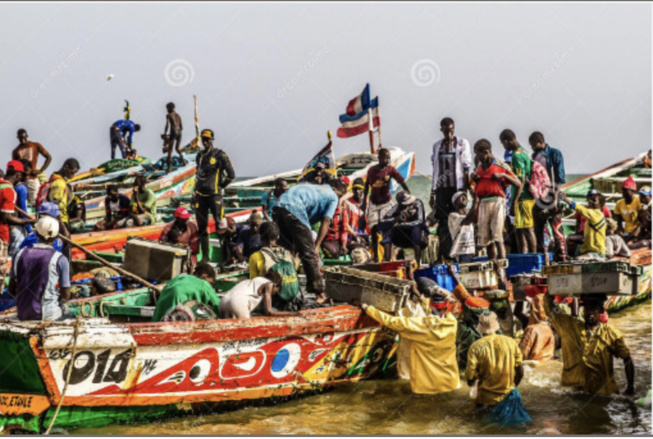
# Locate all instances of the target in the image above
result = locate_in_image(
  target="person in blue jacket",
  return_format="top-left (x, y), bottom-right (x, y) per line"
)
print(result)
top-left (110, 119), bottom-right (141, 159)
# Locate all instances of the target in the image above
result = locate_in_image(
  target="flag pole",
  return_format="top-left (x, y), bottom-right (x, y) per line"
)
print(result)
top-left (193, 94), bottom-right (200, 150)
top-left (367, 108), bottom-right (376, 154)
top-left (376, 107), bottom-right (383, 149)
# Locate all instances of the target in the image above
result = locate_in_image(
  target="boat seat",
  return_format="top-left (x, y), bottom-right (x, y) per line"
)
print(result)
top-left (104, 305), bottom-right (156, 318)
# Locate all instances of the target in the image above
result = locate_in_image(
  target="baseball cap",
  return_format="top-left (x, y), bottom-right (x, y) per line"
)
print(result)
top-left (200, 129), bottom-right (215, 140)
top-left (37, 202), bottom-right (60, 218)
top-left (6, 160), bottom-right (24, 173)
top-left (35, 216), bottom-right (60, 240)
top-left (587, 189), bottom-right (601, 198)
top-left (396, 191), bottom-right (417, 206)
top-left (174, 206), bottom-right (192, 220)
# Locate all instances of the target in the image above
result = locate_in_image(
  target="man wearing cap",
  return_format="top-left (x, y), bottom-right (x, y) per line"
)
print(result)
top-left (273, 179), bottom-right (348, 303)
top-left (466, 311), bottom-right (529, 424)
top-left (544, 293), bottom-right (635, 396)
top-left (381, 190), bottom-right (428, 262)
top-left (560, 190), bottom-right (607, 259)
top-left (614, 176), bottom-right (642, 242)
top-left (360, 283), bottom-right (460, 395)
top-left (9, 216), bottom-right (73, 321)
top-left (159, 206), bottom-right (200, 269)
top-left (195, 128), bottom-right (235, 262)
top-left (299, 161), bottom-right (332, 185)
top-left (12, 129), bottom-right (52, 205)
top-left (1, 161), bottom-right (37, 292)
top-left (484, 289), bottom-right (516, 337)
top-left (234, 212), bottom-right (263, 262)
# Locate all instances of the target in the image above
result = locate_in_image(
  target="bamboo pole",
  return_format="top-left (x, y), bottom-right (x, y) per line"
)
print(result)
top-left (367, 108), bottom-right (376, 154)
top-left (15, 207), bottom-right (162, 293)
top-left (376, 107), bottom-right (383, 149)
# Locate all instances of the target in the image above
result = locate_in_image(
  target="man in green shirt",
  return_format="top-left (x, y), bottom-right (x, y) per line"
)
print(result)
top-left (130, 175), bottom-right (157, 226)
top-left (152, 263), bottom-right (220, 321)
top-left (500, 129), bottom-right (536, 253)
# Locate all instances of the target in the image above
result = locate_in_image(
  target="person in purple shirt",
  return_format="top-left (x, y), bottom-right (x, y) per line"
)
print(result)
top-left (110, 119), bottom-right (141, 159)
top-left (9, 216), bottom-right (73, 321)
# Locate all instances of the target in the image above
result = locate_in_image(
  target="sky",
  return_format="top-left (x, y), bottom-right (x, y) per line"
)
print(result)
top-left (0, 2), bottom-right (650, 177)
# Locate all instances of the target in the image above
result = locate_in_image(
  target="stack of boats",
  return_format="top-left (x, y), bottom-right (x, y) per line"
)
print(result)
top-left (0, 148), bottom-right (649, 433)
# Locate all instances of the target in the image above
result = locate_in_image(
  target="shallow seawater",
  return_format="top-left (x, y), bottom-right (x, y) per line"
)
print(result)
top-left (76, 302), bottom-right (651, 435)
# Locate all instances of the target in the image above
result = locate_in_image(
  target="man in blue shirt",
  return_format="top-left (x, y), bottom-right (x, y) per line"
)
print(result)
top-left (529, 131), bottom-right (567, 262)
top-left (261, 177), bottom-right (288, 221)
top-left (110, 119), bottom-right (141, 159)
top-left (8, 160), bottom-right (33, 257)
top-left (273, 179), bottom-right (348, 303)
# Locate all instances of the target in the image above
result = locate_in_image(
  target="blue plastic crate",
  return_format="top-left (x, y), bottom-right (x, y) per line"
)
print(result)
top-left (474, 253), bottom-right (551, 277)
top-left (414, 263), bottom-right (460, 291)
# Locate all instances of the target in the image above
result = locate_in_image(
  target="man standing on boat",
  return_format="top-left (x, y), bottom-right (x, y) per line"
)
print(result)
top-left (12, 129), bottom-right (52, 205)
top-left (529, 131), bottom-right (567, 262)
top-left (273, 179), bottom-right (348, 304)
top-left (362, 148), bottom-right (410, 262)
top-left (194, 128), bottom-right (235, 262)
top-left (110, 119), bottom-right (141, 160)
top-left (543, 292), bottom-right (635, 396)
top-left (430, 118), bottom-right (472, 261)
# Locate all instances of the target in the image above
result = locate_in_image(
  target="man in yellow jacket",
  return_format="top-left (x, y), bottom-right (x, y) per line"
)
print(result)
top-left (361, 295), bottom-right (459, 395)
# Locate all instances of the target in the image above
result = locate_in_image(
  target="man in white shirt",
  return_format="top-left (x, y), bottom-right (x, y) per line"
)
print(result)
top-left (430, 117), bottom-right (473, 261)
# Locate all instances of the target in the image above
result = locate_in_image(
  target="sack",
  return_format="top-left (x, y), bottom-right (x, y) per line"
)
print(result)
top-left (528, 160), bottom-right (552, 200)
top-left (484, 388), bottom-right (531, 426)
top-left (261, 248), bottom-right (299, 302)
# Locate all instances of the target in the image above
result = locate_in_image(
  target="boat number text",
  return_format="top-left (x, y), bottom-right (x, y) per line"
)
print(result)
top-left (59, 349), bottom-right (134, 385)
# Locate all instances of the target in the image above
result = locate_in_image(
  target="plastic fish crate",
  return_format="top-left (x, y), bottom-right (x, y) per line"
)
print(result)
top-left (325, 266), bottom-right (412, 313)
top-left (458, 260), bottom-right (508, 290)
top-left (475, 253), bottom-right (551, 277)
top-left (414, 264), bottom-right (460, 291)
top-left (542, 261), bottom-right (642, 296)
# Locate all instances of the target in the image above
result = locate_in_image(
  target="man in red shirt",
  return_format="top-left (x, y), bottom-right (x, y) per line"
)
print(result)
top-left (12, 129), bottom-right (52, 205)
top-left (362, 148), bottom-right (411, 261)
top-left (0, 161), bottom-right (37, 291)
top-left (471, 140), bottom-right (521, 264)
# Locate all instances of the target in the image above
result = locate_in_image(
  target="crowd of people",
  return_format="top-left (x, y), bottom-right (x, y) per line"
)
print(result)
top-left (0, 112), bottom-right (649, 424)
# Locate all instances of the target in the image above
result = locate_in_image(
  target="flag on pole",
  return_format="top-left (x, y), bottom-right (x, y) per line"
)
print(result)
top-left (345, 83), bottom-right (371, 116)
top-left (123, 100), bottom-right (131, 121)
top-left (298, 137), bottom-right (336, 181)
top-left (337, 97), bottom-right (380, 138)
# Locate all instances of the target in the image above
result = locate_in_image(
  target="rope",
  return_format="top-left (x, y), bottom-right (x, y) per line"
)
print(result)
top-left (44, 316), bottom-right (82, 435)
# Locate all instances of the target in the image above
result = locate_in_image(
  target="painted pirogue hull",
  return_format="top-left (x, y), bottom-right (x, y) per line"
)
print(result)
top-left (0, 305), bottom-right (395, 433)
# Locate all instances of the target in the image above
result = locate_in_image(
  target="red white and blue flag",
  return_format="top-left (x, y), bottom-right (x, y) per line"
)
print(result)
top-left (345, 83), bottom-right (371, 116)
top-left (337, 97), bottom-right (379, 138)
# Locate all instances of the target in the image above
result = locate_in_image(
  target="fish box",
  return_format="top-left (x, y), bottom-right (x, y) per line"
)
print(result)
top-left (543, 261), bottom-right (642, 296)
top-left (325, 266), bottom-right (412, 313)
top-left (123, 237), bottom-right (190, 282)
top-left (458, 260), bottom-right (508, 290)
top-left (414, 264), bottom-right (459, 291)
top-left (510, 274), bottom-right (547, 301)
top-left (474, 253), bottom-right (551, 277)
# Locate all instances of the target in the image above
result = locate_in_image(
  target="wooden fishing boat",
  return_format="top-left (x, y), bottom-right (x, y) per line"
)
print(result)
top-left (0, 289), bottom-right (395, 433)
top-left (68, 157), bottom-right (149, 185)
top-left (560, 150), bottom-right (652, 312)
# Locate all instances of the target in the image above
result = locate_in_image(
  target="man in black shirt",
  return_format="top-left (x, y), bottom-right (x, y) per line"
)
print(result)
top-left (194, 129), bottom-right (235, 262)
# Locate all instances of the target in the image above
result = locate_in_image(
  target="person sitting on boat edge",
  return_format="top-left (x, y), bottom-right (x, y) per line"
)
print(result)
top-left (127, 175), bottom-right (157, 227)
top-left (465, 311), bottom-right (530, 426)
top-left (614, 176), bottom-right (642, 244)
top-left (378, 191), bottom-right (428, 262)
top-left (605, 218), bottom-right (631, 259)
top-left (110, 118), bottom-right (141, 160)
top-left (194, 128), bottom-right (236, 263)
top-left (67, 192), bottom-right (87, 233)
top-left (543, 292), bottom-right (635, 396)
top-left (360, 282), bottom-right (460, 395)
top-left (448, 190), bottom-right (476, 264)
top-left (152, 263), bottom-right (220, 322)
top-left (362, 147), bottom-right (411, 262)
top-left (559, 190), bottom-right (607, 260)
top-left (300, 161), bottom-right (332, 185)
top-left (18, 202), bottom-right (64, 256)
top-left (261, 177), bottom-right (289, 222)
top-left (430, 117), bottom-right (473, 262)
top-left (220, 271), bottom-right (300, 319)
top-left (628, 186), bottom-right (652, 251)
top-left (95, 184), bottom-right (131, 230)
top-left (9, 216), bottom-right (74, 321)
top-left (234, 212), bottom-right (264, 263)
top-left (159, 206), bottom-right (200, 269)
top-left (273, 179), bottom-right (348, 304)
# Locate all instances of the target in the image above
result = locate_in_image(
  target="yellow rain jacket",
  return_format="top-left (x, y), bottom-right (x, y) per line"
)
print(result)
top-left (366, 305), bottom-right (459, 394)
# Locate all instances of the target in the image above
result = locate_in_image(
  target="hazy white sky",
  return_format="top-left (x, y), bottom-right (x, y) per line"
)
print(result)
top-left (0, 2), bottom-right (650, 177)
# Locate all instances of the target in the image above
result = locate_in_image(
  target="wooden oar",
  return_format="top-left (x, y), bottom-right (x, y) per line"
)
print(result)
top-left (15, 207), bottom-right (162, 293)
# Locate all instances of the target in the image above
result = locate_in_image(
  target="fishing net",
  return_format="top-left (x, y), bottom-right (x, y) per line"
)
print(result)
top-left (484, 388), bottom-right (531, 426)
